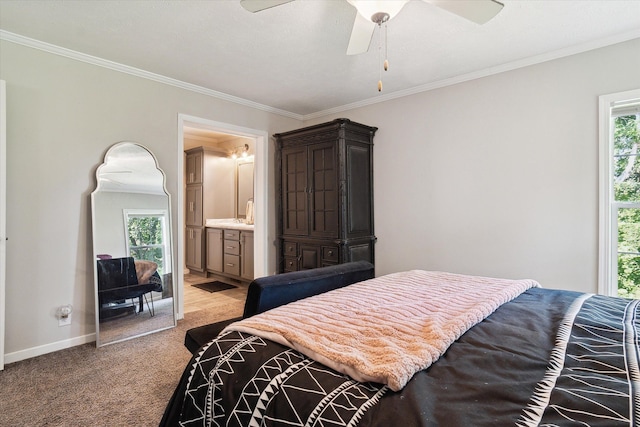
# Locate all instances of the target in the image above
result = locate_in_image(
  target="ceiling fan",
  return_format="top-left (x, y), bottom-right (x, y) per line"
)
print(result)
top-left (239, 0), bottom-right (504, 55)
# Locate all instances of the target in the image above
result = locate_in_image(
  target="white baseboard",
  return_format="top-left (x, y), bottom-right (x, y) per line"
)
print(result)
top-left (3, 333), bottom-right (96, 365)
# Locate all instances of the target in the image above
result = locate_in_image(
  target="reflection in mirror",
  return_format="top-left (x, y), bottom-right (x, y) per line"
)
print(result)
top-left (237, 160), bottom-right (254, 222)
top-left (91, 142), bottom-right (175, 347)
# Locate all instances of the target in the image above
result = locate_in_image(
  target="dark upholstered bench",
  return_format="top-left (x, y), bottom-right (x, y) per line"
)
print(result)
top-left (184, 261), bottom-right (375, 354)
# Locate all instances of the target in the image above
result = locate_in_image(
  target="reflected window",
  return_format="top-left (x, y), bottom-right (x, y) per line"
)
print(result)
top-left (124, 209), bottom-right (170, 275)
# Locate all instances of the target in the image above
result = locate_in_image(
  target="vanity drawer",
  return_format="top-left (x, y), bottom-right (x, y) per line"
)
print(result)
top-left (224, 239), bottom-right (240, 255)
top-left (224, 254), bottom-right (240, 276)
top-left (224, 229), bottom-right (240, 240)
top-left (322, 246), bottom-right (339, 262)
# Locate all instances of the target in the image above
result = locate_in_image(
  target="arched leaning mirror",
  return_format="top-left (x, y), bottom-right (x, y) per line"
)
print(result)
top-left (91, 142), bottom-right (176, 347)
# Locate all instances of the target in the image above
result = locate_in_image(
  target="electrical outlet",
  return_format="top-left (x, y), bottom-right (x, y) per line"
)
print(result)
top-left (57, 304), bottom-right (73, 326)
top-left (58, 312), bottom-right (71, 326)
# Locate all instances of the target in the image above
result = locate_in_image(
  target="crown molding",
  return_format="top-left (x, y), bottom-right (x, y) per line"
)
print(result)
top-left (303, 30), bottom-right (640, 121)
top-left (0, 30), bottom-right (304, 121)
top-left (2, 28), bottom-right (638, 123)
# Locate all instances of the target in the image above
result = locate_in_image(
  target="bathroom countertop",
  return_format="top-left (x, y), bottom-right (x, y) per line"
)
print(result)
top-left (205, 219), bottom-right (254, 231)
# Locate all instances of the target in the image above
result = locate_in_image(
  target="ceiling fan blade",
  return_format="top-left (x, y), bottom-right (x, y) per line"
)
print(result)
top-left (425, 0), bottom-right (504, 24)
top-left (240, 0), bottom-right (294, 13)
top-left (346, 12), bottom-right (377, 55)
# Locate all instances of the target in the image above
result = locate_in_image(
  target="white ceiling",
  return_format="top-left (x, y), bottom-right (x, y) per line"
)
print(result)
top-left (1, 0), bottom-right (639, 118)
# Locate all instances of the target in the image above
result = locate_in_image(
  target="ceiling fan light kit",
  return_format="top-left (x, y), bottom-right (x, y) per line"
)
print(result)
top-left (240, 0), bottom-right (504, 91)
top-left (348, 0), bottom-right (409, 23)
top-left (239, 0), bottom-right (293, 13)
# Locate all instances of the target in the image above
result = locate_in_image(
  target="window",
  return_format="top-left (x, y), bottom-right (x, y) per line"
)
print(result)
top-left (599, 90), bottom-right (640, 297)
top-left (123, 209), bottom-right (171, 275)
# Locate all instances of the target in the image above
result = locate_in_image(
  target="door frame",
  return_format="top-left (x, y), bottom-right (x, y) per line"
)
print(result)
top-left (176, 114), bottom-right (269, 319)
top-left (1, 80), bottom-right (6, 370)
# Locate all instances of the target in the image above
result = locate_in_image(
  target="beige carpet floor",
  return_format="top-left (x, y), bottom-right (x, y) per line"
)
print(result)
top-left (0, 302), bottom-right (244, 427)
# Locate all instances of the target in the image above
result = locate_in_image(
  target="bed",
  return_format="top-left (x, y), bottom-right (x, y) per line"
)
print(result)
top-left (161, 262), bottom-right (639, 426)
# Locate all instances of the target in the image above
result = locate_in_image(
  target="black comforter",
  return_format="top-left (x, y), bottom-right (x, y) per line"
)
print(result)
top-left (161, 288), bottom-right (639, 426)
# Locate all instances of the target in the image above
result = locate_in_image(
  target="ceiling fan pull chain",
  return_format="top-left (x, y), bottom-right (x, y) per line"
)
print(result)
top-left (378, 22), bottom-right (383, 92)
top-left (384, 22), bottom-right (389, 72)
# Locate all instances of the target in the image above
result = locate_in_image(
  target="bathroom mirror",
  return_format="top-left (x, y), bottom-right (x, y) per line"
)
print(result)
top-left (91, 142), bottom-right (176, 347)
top-left (237, 160), bottom-right (254, 220)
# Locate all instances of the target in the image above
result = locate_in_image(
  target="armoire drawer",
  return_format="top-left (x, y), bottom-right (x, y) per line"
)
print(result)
top-left (322, 246), bottom-right (339, 262)
top-left (283, 241), bottom-right (297, 257)
top-left (284, 257), bottom-right (298, 272)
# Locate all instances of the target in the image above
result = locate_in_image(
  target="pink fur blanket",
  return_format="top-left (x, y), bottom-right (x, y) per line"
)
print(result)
top-left (225, 270), bottom-right (539, 391)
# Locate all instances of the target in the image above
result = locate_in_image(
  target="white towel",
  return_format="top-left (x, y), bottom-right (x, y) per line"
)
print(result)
top-left (245, 200), bottom-right (254, 225)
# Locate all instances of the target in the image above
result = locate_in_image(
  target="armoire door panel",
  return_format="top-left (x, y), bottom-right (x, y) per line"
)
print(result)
top-left (296, 193), bottom-right (306, 210)
top-left (300, 245), bottom-right (320, 270)
top-left (348, 243), bottom-right (372, 263)
top-left (282, 147), bottom-right (308, 236)
top-left (296, 170), bottom-right (306, 189)
top-left (309, 143), bottom-right (338, 238)
top-left (347, 144), bottom-right (371, 235)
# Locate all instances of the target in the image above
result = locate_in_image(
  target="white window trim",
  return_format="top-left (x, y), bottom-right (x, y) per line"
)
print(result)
top-left (598, 88), bottom-right (640, 296)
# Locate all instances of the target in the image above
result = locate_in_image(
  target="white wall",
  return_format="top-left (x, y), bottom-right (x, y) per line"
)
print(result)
top-left (2, 35), bottom-right (639, 362)
top-left (0, 40), bottom-right (300, 360)
top-left (308, 38), bottom-right (640, 293)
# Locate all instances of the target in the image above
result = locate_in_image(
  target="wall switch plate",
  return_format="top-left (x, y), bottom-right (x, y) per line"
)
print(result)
top-left (58, 313), bottom-right (71, 326)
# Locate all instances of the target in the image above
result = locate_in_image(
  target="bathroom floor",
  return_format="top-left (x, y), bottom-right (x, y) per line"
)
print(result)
top-left (183, 273), bottom-right (249, 315)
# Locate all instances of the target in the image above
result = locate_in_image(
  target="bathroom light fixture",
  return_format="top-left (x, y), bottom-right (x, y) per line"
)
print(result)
top-left (230, 144), bottom-right (250, 159)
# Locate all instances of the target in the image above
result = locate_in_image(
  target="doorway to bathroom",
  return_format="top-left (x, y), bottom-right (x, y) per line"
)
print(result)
top-left (176, 114), bottom-right (268, 320)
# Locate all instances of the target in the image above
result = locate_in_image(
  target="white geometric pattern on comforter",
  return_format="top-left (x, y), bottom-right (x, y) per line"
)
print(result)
top-left (519, 295), bottom-right (640, 426)
top-left (181, 331), bottom-right (387, 427)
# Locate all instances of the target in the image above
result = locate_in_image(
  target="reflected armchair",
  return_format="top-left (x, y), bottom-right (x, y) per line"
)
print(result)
top-left (96, 257), bottom-right (162, 317)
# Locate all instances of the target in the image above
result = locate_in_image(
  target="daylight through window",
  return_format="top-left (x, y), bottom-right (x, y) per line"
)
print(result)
top-left (124, 211), bottom-right (169, 275)
top-left (612, 109), bottom-right (640, 297)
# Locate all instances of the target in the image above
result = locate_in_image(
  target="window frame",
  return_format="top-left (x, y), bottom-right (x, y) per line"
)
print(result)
top-left (598, 89), bottom-right (640, 296)
top-left (123, 208), bottom-right (171, 275)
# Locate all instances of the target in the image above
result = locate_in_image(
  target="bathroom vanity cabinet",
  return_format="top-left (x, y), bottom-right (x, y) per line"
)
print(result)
top-left (205, 228), bottom-right (223, 273)
top-left (206, 227), bottom-right (253, 282)
top-left (240, 231), bottom-right (254, 280)
top-left (185, 147), bottom-right (234, 273)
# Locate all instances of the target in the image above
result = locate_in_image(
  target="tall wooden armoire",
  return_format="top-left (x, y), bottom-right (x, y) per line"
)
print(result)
top-left (275, 118), bottom-right (377, 273)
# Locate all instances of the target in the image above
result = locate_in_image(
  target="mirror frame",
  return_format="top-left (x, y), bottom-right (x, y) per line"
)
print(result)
top-left (91, 142), bottom-right (176, 347)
